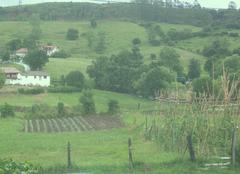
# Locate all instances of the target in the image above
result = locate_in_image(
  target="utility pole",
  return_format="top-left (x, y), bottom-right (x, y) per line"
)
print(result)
top-left (19, 0), bottom-right (22, 6)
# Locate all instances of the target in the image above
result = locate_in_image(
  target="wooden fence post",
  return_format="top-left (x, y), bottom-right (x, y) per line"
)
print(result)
top-left (231, 128), bottom-right (237, 166)
top-left (187, 133), bottom-right (196, 162)
top-left (128, 138), bottom-right (134, 169)
top-left (67, 141), bottom-right (72, 169)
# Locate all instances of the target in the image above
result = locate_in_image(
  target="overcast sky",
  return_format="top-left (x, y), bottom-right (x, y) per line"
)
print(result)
top-left (0, 0), bottom-right (238, 9)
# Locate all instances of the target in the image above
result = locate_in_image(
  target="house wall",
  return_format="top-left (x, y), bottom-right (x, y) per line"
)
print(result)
top-left (46, 48), bottom-right (59, 56)
top-left (16, 53), bottom-right (26, 58)
top-left (5, 74), bottom-right (50, 87)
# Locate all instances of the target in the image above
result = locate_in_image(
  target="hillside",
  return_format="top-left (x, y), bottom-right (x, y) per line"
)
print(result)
top-left (0, 20), bottom-right (205, 78)
top-left (1, 2), bottom-right (240, 174)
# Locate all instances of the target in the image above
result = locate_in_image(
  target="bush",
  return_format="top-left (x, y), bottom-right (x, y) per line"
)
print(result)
top-left (51, 50), bottom-right (71, 58)
top-left (48, 86), bottom-right (82, 93)
top-left (65, 71), bottom-right (85, 89)
top-left (0, 103), bottom-right (15, 118)
top-left (108, 100), bottom-right (119, 114)
top-left (66, 28), bottom-right (79, 40)
top-left (229, 32), bottom-right (239, 37)
top-left (57, 102), bottom-right (65, 117)
top-left (79, 90), bottom-right (96, 115)
top-left (192, 76), bottom-right (213, 97)
top-left (149, 39), bottom-right (161, 46)
top-left (26, 104), bottom-right (55, 119)
top-left (18, 88), bottom-right (45, 95)
top-left (0, 159), bottom-right (40, 174)
top-left (132, 38), bottom-right (141, 45)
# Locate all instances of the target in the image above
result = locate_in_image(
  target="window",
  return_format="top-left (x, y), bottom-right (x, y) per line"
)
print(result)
top-left (44, 76), bottom-right (47, 79)
top-left (34, 76), bottom-right (37, 79)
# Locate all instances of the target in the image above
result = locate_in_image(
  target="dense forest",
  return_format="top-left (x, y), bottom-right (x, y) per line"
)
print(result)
top-left (0, 1), bottom-right (240, 29)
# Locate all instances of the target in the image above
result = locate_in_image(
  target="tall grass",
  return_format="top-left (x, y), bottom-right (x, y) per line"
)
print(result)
top-left (144, 71), bottom-right (240, 160)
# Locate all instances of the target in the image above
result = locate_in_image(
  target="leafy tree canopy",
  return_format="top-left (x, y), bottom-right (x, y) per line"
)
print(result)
top-left (65, 71), bottom-right (85, 89)
top-left (24, 50), bottom-right (48, 70)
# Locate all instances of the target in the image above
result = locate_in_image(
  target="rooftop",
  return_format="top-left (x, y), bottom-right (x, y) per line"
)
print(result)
top-left (0, 67), bottom-right (20, 74)
top-left (21, 71), bottom-right (49, 76)
top-left (16, 48), bottom-right (28, 54)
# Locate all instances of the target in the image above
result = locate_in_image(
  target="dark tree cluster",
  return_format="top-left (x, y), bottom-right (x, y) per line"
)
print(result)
top-left (87, 47), bottom-right (181, 97)
top-left (1, 2), bottom-right (240, 29)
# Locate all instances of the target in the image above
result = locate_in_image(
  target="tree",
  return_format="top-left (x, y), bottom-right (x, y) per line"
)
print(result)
top-left (228, 1), bottom-right (237, 10)
top-left (22, 38), bottom-right (37, 49)
top-left (202, 40), bottom-right (230, 58)
top-left (95, 32), bottom-right (106, 54)
top-left (193, 0), bottom-right (201, 8)
top-left (135, 66), bottom-right (174, 97)
top-left (66, 28), bottom-right (79, 40)
top-left (7, 39), bottom-right (22, 51)
top-left (108, 100), bottom-right (120, 114)
top-left (224, 55), bottom-right (240, 74)
top-left (57, 102), bottom-right (65, 117)
top-left (87, 48), bottom-right (144, 94)
top-left (0, 103), bottom-right (15, 118)
top-left (79, 90), bottom-right (96, 115)
top-left (132, 38), bottom-right (141, 46)
top-left (192, 76), bottom-right (213, 97)
top-left (90, 18), bottom-right (97, 28)
top-left (29, 13), bottom-right (42, 41)
top-left (188, 59), bottom-right (201, 80)
top-left (0, 50), bottom-right (10, 62)
top-left (65, 71), bottom-right (85, 89)
top-left (0, 71), bottom-right (5, 89)
top-left (24, 50), bottom-right (48, 70)
top-left (159, 47), bottom-right (183, 74)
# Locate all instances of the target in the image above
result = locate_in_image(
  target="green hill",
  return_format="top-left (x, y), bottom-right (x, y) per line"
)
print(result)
top-left (0, 20), bottom-right (206, 78)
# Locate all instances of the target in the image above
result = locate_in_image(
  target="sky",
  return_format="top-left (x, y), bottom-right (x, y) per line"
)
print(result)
top-left (0, 0), bottom-right (238, 9)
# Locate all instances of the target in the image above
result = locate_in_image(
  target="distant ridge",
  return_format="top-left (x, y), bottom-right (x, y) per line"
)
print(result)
top-left (0, 0), bottom-right (130, 7)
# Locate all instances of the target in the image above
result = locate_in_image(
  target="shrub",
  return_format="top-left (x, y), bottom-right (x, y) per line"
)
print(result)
top-left (57, 102), bottom-right (65, 117)
top-left (66, 28), bottom-right (79, 40)
top-left (51, 50), bottom-right (71, 58)
top-left (192, 76), bottom-right (213, 97)
top-left (48, 86), bottom-right (82, 93)
top-left (0, 159), bottom-right (40, 174)
top-left (18, 88), bottom-right (45, 95)
top-left (149, 39), bottom-right (161, 46)
top-left (26, 104), bottom-right (55, 119)
top-left (90, 19), bottom-right (97, 28)
top-left (65, 71), bottom-right (85, 89)
top-left (0, 103), bottom-right (15, 118)
top-left (79, 90), bottom-right (96, 115)
top-left (229, 32), bottom-right (239, 37)
top-left (132, 38), bottom-right (141, 45)
top-left (108, 100), bottom-right (119, 114)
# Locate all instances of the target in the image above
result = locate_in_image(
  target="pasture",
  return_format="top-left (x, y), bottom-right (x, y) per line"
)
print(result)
top-left (1, 20), bottom-right (240, 174)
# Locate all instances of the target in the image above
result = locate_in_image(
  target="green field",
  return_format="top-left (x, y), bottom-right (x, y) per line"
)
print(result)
top-left (1, 20), bottom-right (240, 174)
top-left (0, 89), bottom-right (157, 112)
top-left (0, 20), bottom-right (206, 74)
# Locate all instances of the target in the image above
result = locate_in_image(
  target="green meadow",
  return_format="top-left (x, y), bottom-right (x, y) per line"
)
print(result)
top-left (1, 19), bottom-right (240, 174)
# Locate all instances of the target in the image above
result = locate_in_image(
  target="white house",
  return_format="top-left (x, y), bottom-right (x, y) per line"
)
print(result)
top-left (41, 45), bottom-right (59, 56)
top-left (15, 48), bottom-right (28, 58)
top-left (1, 67), bottom-right (50, 87)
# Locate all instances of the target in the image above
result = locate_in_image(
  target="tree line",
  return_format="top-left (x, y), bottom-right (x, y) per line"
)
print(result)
top-left (0, 2), bottom-right (240, 29)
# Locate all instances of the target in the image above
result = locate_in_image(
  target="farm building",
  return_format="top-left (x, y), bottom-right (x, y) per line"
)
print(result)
top-left (1, 67), bottom-right (50, 87)
top-left (15, 48), bottom-right (28, 58)
top-left (40, 45), bottom-right (59, 56)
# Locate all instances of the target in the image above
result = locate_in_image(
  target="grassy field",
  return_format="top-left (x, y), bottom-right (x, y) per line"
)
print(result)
top-left (44, 57), bottom-right (92, 78)
top-left (0, 112), bottom-right (239, 174)
top-left (0, 89), bottom-right (157, 112)
top-left (1, 20), bottom-right (240, 173)
top-left (0, 20), bottom-right (206, 72)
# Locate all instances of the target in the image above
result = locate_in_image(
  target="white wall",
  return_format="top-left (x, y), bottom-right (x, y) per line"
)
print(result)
top-left (5, 74), bottom-right (50, 87)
